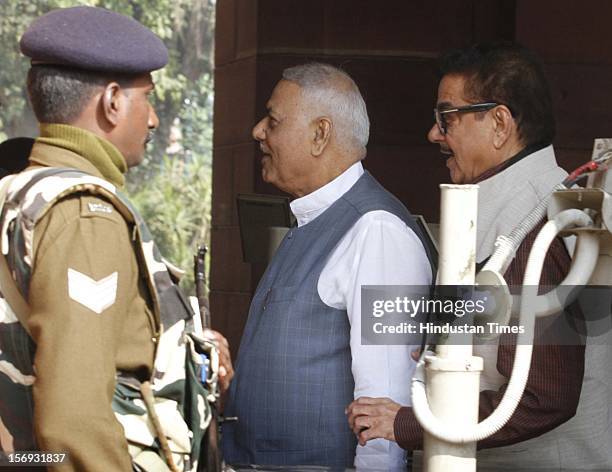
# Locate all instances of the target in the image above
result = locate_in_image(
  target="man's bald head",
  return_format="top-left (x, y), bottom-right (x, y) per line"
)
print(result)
top-left (282, 63), bottom-right (369, 160)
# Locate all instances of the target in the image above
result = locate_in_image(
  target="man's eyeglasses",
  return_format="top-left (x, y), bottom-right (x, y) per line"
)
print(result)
top-left (433, 102), bottom-right (498, 135)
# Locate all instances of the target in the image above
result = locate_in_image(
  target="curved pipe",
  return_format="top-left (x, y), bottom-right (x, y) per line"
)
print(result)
top-left (511, 231), bottom-right (600, 318)
top-left (483, 184), bottom-right (567, 276)
top-left (411, 209), bottom-right (593, 443)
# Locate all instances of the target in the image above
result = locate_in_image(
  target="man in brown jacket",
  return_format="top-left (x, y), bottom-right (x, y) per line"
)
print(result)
top-left (346, 42), bottom-right (595, 469)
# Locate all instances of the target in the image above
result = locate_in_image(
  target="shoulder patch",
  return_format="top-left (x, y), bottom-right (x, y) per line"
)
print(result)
top-left (87, 202), bottom-right (113, 214)
top-left (80, 196), bottom-right (119, 223)
top-left (68, 268), bottom-right (118, 314)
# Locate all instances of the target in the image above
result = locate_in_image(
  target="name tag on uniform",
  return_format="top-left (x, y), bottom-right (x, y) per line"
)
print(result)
top-left (87, 202), bottom-right (113, 214)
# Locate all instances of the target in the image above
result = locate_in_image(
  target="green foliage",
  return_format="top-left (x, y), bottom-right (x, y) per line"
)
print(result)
top-left (130, 154), bottom-right (211, 294)
top-left (0, 0), bottom-right (215, 292)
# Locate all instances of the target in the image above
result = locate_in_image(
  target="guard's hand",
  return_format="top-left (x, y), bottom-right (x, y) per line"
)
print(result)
top-left (346, 397), bottom-right (402, 446)
top-left (203, 329), bottom-right (234, 392)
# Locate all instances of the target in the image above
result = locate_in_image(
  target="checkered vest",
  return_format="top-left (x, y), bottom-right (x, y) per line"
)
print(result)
top-left (222, 171), bottom-right (434, 467)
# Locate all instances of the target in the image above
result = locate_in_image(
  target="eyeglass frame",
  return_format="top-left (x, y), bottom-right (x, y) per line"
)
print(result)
top-left (433, 102), bottom-right (499, 135)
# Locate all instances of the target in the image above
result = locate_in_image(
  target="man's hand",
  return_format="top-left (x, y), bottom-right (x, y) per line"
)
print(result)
top-left (203, 329), bottom-right (234, 392)
top-left (346, 397), bottom-right (402, 446)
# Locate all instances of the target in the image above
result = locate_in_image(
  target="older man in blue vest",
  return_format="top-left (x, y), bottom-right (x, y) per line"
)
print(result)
top-left (221, 63), bottom-right (434, 470)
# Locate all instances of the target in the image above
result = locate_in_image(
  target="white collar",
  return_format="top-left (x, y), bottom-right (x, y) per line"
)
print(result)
top-left (290, 162), bottom-right (364, 227)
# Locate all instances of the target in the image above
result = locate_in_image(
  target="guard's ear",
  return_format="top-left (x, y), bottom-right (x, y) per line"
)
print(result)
top-left (101, 82), bottom-right (123, 126)
top-left (311, 117), bottom-right (332, 157)
top-left (492, 105), bottom-right (515, 149)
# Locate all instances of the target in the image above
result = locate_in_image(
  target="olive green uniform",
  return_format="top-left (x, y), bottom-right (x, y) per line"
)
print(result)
top-left (22, 125), bottom-right (155, 471)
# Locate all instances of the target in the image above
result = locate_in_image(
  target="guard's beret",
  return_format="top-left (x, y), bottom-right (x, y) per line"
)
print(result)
top-left (20, 6), bottom-right (168, 74)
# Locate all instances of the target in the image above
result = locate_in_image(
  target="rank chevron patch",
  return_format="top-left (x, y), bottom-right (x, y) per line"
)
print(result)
top-left (67, 269), bottom-right (118, 314)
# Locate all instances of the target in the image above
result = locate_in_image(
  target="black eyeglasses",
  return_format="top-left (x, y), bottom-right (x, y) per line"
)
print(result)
top-left (433, 102), bottom-right (498, 135)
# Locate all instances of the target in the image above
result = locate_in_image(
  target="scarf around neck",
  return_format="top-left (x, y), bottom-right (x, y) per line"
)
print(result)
top-left (37, 123), bottom-right (127, 188)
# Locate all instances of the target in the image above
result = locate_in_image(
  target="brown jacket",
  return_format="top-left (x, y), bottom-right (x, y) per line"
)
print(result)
top-left (25, 141), bottom-right (155, 471)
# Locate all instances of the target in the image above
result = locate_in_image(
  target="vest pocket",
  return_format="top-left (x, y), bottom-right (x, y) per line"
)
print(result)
top-left (266, 285), bottom-right (298, 303)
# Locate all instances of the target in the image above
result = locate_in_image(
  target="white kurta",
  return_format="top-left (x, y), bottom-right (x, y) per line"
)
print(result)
top-left (290, 162), bottom-right (432, 470)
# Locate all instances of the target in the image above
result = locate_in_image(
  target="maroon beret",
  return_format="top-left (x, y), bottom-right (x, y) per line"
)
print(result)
top-left (20, 6), bottom-right (168, 74)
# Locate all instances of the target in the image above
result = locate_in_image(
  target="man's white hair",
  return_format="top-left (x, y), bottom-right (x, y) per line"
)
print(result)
top-left (282, 63), bottom-right (370, 158)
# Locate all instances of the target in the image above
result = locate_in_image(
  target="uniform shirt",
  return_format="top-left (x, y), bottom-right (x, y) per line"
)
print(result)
top-left (290, 162), bottom-right (432, 470)
top-left (22, 126), bottom-right (156, 471)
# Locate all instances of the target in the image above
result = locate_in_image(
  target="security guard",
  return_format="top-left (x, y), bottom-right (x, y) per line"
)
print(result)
top-left (0, 6), bottom-right (232, 471)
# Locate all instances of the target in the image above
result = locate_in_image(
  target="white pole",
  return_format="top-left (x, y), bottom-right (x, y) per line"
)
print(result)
top-left (423, 184), bottom-right (481, 472)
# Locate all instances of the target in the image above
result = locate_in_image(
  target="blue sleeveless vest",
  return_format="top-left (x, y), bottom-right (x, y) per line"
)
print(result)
top-left (222, 172), bottom-right (434, 467)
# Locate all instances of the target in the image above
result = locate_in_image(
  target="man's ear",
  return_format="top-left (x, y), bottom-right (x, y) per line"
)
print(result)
top-left (101, 82), bottom-right (123, 126)
top-left (492, 105), bottom-right (515, 149)
top-left (311, 117), bottom-right (332, 157)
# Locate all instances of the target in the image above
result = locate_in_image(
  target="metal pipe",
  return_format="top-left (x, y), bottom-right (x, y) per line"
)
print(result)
top-left (422, 184), bottom-right (481, 472)
top-left (413, 209), bottom-right (593, 445)
top-left (511, 231), bottom-right (599, 317)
